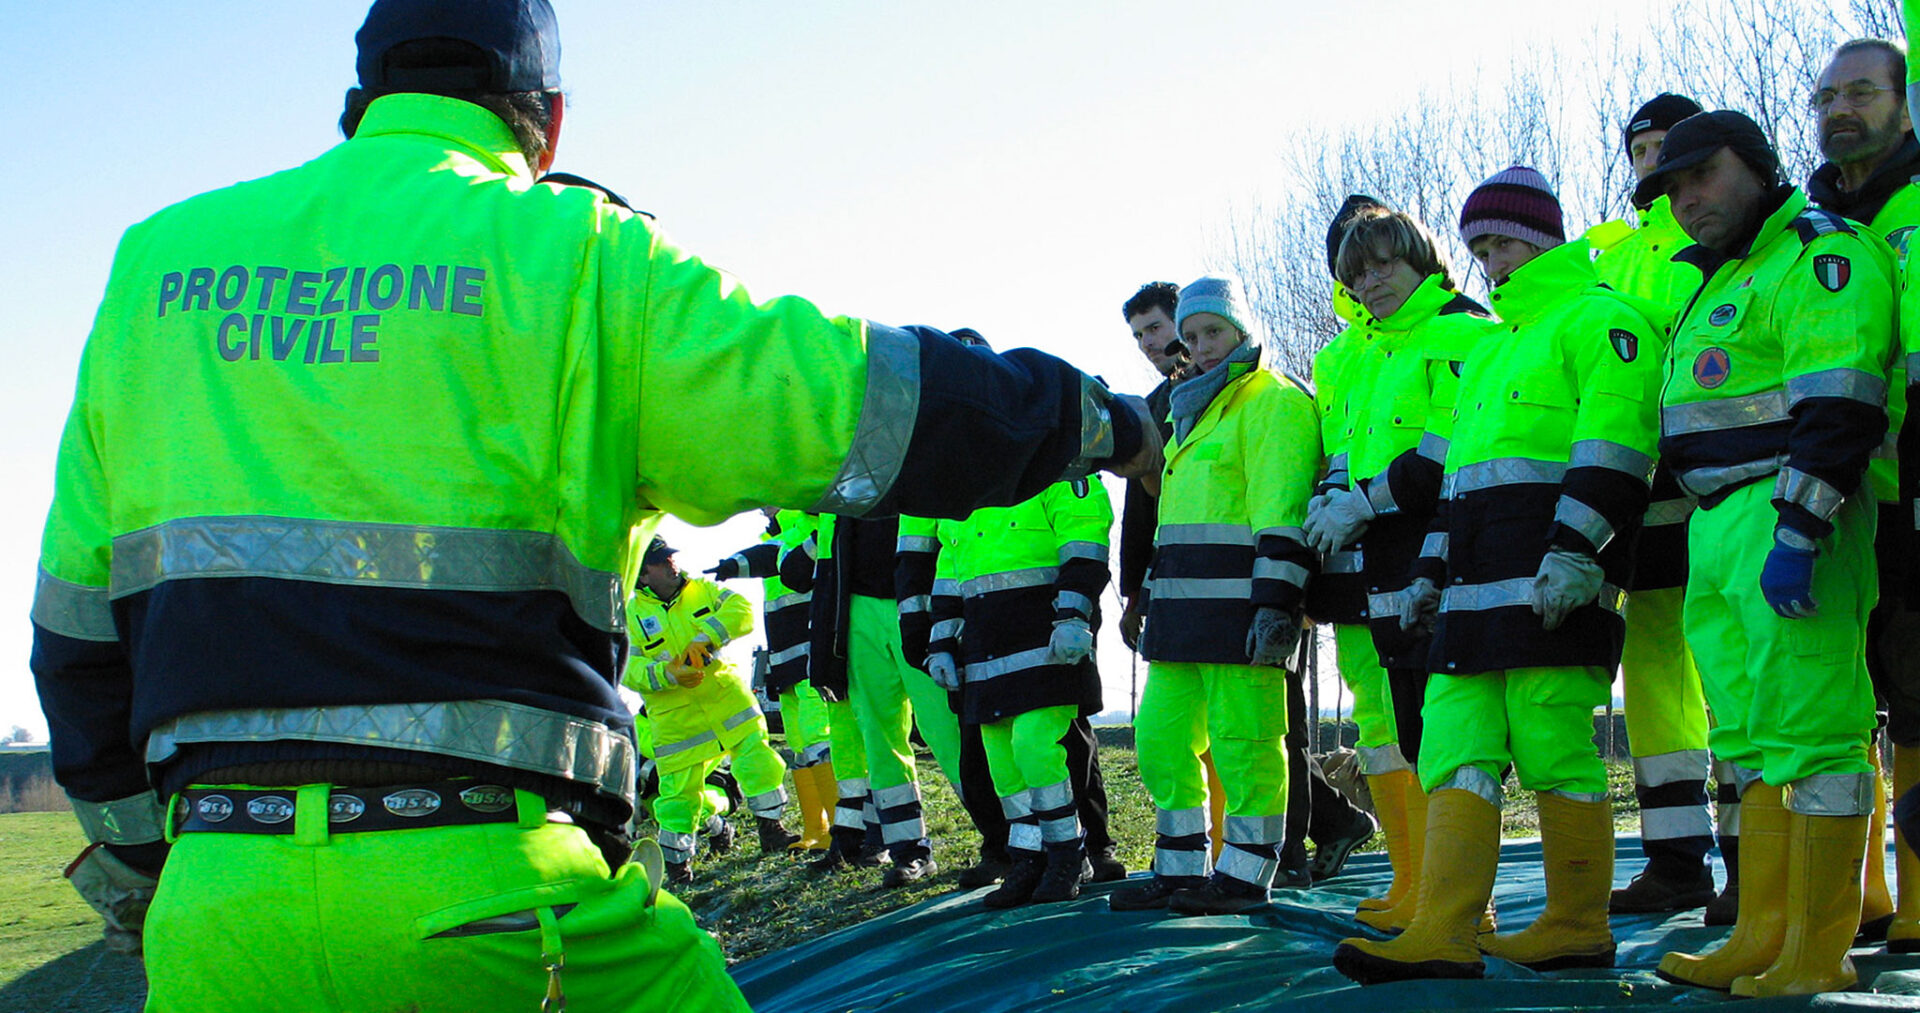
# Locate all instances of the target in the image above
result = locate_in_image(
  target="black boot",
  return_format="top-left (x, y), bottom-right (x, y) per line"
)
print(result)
top-left (1169, 872), bottom-right (1270, 916)
top-left (1088, 843), bottom-right (1128, 883)
top-left (1030, 841), bottom-right (1092, 904)
top-left (756, 816), bottom-right (801, 854)
top-left (663, 860), bottom-right (693, 885)
top-left (810, 826), bottom-right (861, 874)
top-left (1109, 874), bottom-right (1206, 912)
top-left (959, 849), bottom-right (1013, 889)
top-left (984, 853), bottom-right (1047, 909)
top-left (701, 813), bottom-right (735, 855)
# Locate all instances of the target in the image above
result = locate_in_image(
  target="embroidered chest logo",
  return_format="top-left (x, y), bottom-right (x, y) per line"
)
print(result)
top-left (1693, 347), bottom-right (1731, 389)
top-left (639, 615), bottom-right (664, 638)
top-left (1707, 304), bottom-right (1737, 327)
top-left (1608, 329), bottom-right (1638, 363)
top-left (1813, 254), bottom-right (1851, 293)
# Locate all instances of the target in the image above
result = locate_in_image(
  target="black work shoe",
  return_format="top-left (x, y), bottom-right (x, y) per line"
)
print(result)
top-left (1109, 874), bottom-right (1206, 912)
top-left (882, 855), bottom-right (938, 888)
top-left (983, 856), bottom-right (1046, 909)
top-left (1332, 941), bottom-right (1484, 985)
top-left (701, 814), bottom-right (736, 856)
top-left (1169, 874), bottom-right (1270, 916)
top-left (1310, 811), bottom-right (1378, 883)
top-left (1703, 882), bottom-right (1739, 926)
top-left (958, 856), bottom-right (1013, 889)
top-left (809, 836), bottom-right (853, 874)
top-left (756, 816), bottom-right (801, 854)
top-left (1088, 845), bottom-right (1128, 883)
top-left (663, 860), bottom-right (693, 885)
top-left (1278, 865), bottom-right (1313, 889)
top-left (1031, 852), bottom-right (1093, 904)
top-left (1608, 867), bottom-right (1714, 913)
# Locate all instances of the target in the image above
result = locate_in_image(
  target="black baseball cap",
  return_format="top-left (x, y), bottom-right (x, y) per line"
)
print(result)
top-left (1633, 110), bottom-right (1782, 208)
top-left (642, 535), bottom-right (677, 566)
top-left (356, 0), bottom-right (561, 93)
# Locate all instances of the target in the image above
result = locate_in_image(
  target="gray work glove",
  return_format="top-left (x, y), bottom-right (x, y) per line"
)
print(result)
top-left (1531, 549), bottom-right (1605, 631)
top-left (1304, 487), bottom-right (1375, 555)
top-left (1399, 577), bottom-right (1441, 632)
top-left (1047, 618), bottom-right (1095, 665)
top-left (66, 843), bottom-right (158, 955)
top-left (927, 652), bottom-right (961, 691)
top-left (1245, 606), bottom-right (1301, 667)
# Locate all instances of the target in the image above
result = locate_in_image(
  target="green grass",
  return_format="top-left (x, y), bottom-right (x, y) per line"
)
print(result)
top-left (0, 812), bottom-right (99, 984)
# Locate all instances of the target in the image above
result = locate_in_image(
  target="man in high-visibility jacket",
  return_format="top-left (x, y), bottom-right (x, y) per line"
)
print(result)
top-left (1309, 202), bottom-right (1493, 931)
top-left (1644, 111), bottom-right (1893, 998)
top-left (30, 2), bottom-right (1160, 1007)
top-left (709, 509), bottom-right (834, 853)
top-left (1585, 92), bottom-right (1725, 920)
top-left (625, 536), bottom-right (798, 880)
top-left (1110, 274), bottom-right (1321, 916)
top-left (1808, 36), bottom-right (1920, 950)
top-left (928, 476), bottom-right (1113, 906)
top-left (1335, 166), bottom-right (1663, 984)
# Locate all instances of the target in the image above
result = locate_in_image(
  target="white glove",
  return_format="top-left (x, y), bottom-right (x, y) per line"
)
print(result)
top-left (1305, 487), bottom-right (1375, 555)
top-left (1531, 549), bottom-right (1605, 631)
top-left (927, 652), bottom-right (961, 691)
top-left (1047, 618), bottom-right (1095, 665)
top-left (1399, 577), bottom-right (1441, 632)
top-left (66, 843), bottom-right (158, 955)
top-left (1245, 606), bottom-right (1301, 667)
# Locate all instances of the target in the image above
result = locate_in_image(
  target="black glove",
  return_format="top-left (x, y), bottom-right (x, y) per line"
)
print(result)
top-left (703, 558), bottom-right (741, 581)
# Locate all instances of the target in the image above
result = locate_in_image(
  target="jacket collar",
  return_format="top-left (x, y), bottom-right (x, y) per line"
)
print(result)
top-left (1807, 133), bottom-right (1920, 224)
top-left (353, 93), bottom-right (535, 180)
top-left (1370, 273), bottom-right (1460, 340)
top-left (1485, 239), bottom-right (1598, 327)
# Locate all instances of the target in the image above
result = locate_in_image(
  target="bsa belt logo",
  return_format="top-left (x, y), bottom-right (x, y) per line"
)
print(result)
top-left (383, 788), bottom-right (443, 818)
top-left (1707, 303), bottom-right (1738, 327)
top-left (246, 795), bottom-right (296, 825)
top-left (459, 785), bottom-right (516, 814)
top-left (1813, 253), bottom-right (1851, 292)
top-left (1693, 347), bottom-right (1731, 389)
top-left (328, 794), bottom-right (367, 824)
top-left (195, 794), bottom-right (235, 823)
top-left (1609, 328), bottom-right (1638, 363)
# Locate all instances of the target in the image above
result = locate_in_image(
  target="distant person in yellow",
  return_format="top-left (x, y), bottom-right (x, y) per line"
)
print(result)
top-left (626, 536), bottom-right (798, 882)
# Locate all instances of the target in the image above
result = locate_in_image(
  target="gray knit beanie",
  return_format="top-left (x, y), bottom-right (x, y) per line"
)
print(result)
top-left (1174, 275), bottom-right (1260, 344)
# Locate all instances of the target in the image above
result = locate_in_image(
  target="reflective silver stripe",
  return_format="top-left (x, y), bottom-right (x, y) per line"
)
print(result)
top-left (1215, 845), bottom-right (1279, 888)
top-left (897, 593), bottom-right (932, 615)
top-left (1223, 813), bottom-right (1285, 844)
top-left (1062, 374), bottom-right (1119, 481)
top-left (1368, 590), bottom-right (1406, 622)
top-left (112, 516), bottom-right (625, 633)
top-left (1545, 788), bottom-right (1608, 804)
top-left (797, 741), bottom-right (831, 766)
top-left (1644, 498), bottom-right (1695, 527)
top-left (961, 566), bottom-right (1057, 596)
top-left (1775, 467), bottom-right (1845, 520)
top-left (1663, 390), bottom-right (1789, 435)
top-left (1009, 822), bottom-right (1044, 852)
top-left (768, 642), bottom-right (808, 667)
top-left (1355, 742), bottom-right (1411, 776)
top-left (746, 787), bottom-right (788, 819)
top-left (1784, 772), bottom-right (1875, 816)
top-left (1149, 576), bottom-right (1252, 600)
top-left (1254, 526), bottom-right (1308, 544)
top-left (640, 662), bottom-right (669, 693)
top-left (1677, 454), bottom-right (1787, 498)
top-left (656, 729), bottom-right (718, 759)
top-left (1569, 439), bottom-right (1655, 481)
top-left (1327, 452), bottom-right (1350, 478)
top-left (999, 790), bottom-right (1034, 820)
top-left (1786, 367), bottom-right (1886, 407)
top-left (1421, 531), bottom-right (1449, 560)
top-left (1154, 846), bottom-right (1211, 878)
top-left (874, 782), bottom-right (921, 809)
top-left (720, 705), bottom-right (760, 732)
top-left (964, 646), bottom-right (1053, 682)
top-left (1417, 432), bottom-right (1450, 465)
top-left (930, 618), bottom-right (964, 642)
top-left (836, 776), bottom-right (871, 797)
top-left (1364, 479), bottom-right (1400, 516)
top-left (1449, 457), bottom-right (1566, 493)
top-left (1058, 541), bottom-right (1109, 564)
top-left (1158, 523), bottom-right (1254, 546)
top-left (658, 830), bottom-right (696, 862)
top-left (813, 322), bottom-right (921, 515)
top-left (71, 791), bottom-right (167, 846)
top-left (933, 579), bottom-right (960, 597)
top-left (1439, 765), bottom-right (1503, 806)
top-left (1157, 805), bottom-right (1208, 837)
top-left (1040, 812), bottom-right (1083, 843)
top-left (769, 590), bottom-right (811, 612)
top-left (1641, 805), bottom-right (1715, 841)
top-left (1442, 577), bottom-right (1626, 616)
top-left (701, 616), bottom-right (729, 644)
top-left (145, 698), bottom-right (636, 801)
top-left (32, 569), bottom-right (117, 642)
top-left (1252, 558), bottom-right (1310, 588)
top-left (1719, 762), bottom-right (1764, 799)
top-left (1554, 496), bottom-right (1616, 551)
top-left (1323, 547), bottom-right (1364, 574)
top-left (1908, 349), bottom-right (1920, 377)
top-left (1876, 430), bottom-right (1899, 461)
top-left (1054, 590), bottom-right (1095, 616)
top-left (726, 552), bottom-right (751, 571)
top-left (1633, 749), bottom-right (1709, 787)
top-left (1031, 779), bottom-right (1074, 812)
top-left (897, 536), bottom-right (938, 554)
top-left (882, 818), bottom-right (927, 844)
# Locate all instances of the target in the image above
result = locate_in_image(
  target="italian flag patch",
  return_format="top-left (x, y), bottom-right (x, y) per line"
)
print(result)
top-left (1813, 253), bottom-right (1851, 293)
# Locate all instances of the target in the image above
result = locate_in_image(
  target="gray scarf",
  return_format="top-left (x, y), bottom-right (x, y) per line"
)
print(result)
top-left (1169, 344), bottom-right (1260, 443)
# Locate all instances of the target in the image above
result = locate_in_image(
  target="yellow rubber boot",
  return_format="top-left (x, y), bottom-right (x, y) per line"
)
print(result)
top-left (1861, 747), bottom-right (1894, 936)
top-left (792, 761), bottom-right (834, 852)
top-left (1358, 777), bottom-right (1429, 931)
top-left (1204, 749), bottom-right (1227, 863)
top-left (1478, 793), bottom-right (1616, 970)
top-left (1333, 789), bottom-right (1500, 984)
top-left (1732, 811), bottom-right (1868, 997)
top-left (1890, 744), bottom-right (1920, 953)
top-left (1357, 770), bottom-right (1418, 913)
top-left (1658, 782), bottom-right (1789, 989)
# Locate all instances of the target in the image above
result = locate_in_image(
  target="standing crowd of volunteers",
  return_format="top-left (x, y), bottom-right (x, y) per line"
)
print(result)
top-left (29, 0), bottom-right (1920, 1007)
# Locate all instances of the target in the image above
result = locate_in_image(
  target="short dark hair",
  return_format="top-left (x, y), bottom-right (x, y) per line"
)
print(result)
top-left (339, 39), bottom-right (558, 164)
top-left (1831, 38), bottom-right (1907, 95)
top-left (1122, 282), bottom-right (1180, 323)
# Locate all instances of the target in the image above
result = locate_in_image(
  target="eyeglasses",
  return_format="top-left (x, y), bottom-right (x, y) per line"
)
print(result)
top-left (1353, 258), bottom-right (1403, 284)
top-left (1812, 83), bottom-right (1899, 111)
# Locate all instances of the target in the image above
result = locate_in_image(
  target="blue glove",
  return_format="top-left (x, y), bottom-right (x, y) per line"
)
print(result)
top-left (1759, 535), bottom-right (1817, 619)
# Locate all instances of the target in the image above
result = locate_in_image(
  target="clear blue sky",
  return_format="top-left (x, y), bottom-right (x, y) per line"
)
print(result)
top-left (0, 1), bottom-right (1659, 737)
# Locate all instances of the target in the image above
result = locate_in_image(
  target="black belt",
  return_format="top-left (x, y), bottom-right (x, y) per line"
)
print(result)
top-left (176, 780), bottom-right (526, 835)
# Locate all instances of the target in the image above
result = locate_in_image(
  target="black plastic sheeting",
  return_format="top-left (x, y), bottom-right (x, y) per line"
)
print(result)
top-left (734, 835), bottom-right (1920, 1012)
